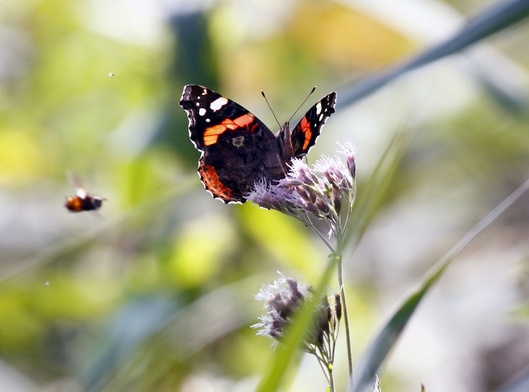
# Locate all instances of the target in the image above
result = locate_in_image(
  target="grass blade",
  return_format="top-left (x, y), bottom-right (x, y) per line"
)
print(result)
top-left (350, 178), bottom-right (529, 392)
top-left (338, 0), bottom-right (529, 108)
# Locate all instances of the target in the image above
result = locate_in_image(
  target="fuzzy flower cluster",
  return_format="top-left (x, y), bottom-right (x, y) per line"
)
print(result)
top-left (253, 276), bottom-right (310, 344)
top-left (252, 275), bottom-right (341, 359)
top-left (248, 141), bottom-right (356, 239)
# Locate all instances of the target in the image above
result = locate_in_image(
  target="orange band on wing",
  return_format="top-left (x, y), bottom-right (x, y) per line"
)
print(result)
top-left (203, 114), bottom-right (255, 146)
top-left (298, 117), bottom-right (312, 151)
top-left (199, 163), bottom-right (234, 201)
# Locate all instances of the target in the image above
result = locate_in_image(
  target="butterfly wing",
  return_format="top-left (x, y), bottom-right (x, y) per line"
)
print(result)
top-left (179, 84), bottom-right (280, 203)
top-left (290, 92), bottom-right (336, 156)
top-left (180, 85), bottom-right (274, 150)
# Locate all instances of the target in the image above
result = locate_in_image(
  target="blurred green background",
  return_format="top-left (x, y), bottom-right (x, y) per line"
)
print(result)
top-left (1, 0), bottom-right (528, 391)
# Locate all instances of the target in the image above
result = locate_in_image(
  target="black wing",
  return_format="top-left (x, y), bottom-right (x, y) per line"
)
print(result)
top-left (290, 92), bottom-right (336, 156)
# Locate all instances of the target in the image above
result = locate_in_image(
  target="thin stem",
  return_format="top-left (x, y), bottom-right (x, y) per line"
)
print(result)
top-left (328, 363), bottom-right (335, 392)
top-left (303, 211), bottom-right (336, 253)
top-left (315, 353), bottom-right (331, 383)
top-left (336, 251), bottom-right (353, 380)
top-left (337, 195), bottom-right (355, 381)
top-left (311, 346), bottom-right (335, 392)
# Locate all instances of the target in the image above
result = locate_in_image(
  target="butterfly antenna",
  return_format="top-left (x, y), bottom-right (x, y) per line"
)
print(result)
top-left (288, 86), bottom-right (316, 122)
top-left (261, 91), bottom-right (281, 128)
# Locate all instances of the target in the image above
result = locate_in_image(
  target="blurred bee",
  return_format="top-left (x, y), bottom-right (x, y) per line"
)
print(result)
top-left (65, 172), bottom-right (105, 213)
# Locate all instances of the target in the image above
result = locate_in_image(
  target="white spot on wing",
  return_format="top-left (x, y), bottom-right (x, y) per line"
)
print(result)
top-left (210, 97), bottom-right (228, 111)
top-left (199, 108), bottom-right (206, 116)
top-left (316, 102), bottom-right (322, 115)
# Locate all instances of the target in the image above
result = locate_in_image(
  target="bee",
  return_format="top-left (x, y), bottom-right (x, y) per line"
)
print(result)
top-left (64, 172), bottom-right (105, 213)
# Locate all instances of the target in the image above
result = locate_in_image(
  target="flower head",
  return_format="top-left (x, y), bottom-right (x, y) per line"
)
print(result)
top-left (252, 275), bottom-right (341, 356)
top-left (253, 275), bottom-right (312, 344)
top-left (248, 140), bottom-right (357, 242)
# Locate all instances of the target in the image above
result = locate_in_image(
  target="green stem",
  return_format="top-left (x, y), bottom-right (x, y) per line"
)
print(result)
top-left (336, 251), bottom-right (353, 380)
top-left (328, 363), bottom-right (335, 392)
top-left (304, 212), bottom-right (336, 253)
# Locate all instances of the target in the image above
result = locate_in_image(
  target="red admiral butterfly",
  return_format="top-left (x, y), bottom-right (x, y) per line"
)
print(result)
top-left (64, 172), bottom-right (105, 212)
top-left (179, 84), bottom-right (336, 203)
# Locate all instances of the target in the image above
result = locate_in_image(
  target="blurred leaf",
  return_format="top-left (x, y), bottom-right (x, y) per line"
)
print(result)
top-left (347, 125), bottom-right (410, 248)
top-left (0, 290), bottom-right (41, 351)
top-left (81, 294), bottom-right (177, 391)
top-left (168, 10), bottom-right (220, 89)
top-left (350, 178), bottom-right (529, 392)
top-left (494, 366), bottom-right (529, 392)
top-left (158, 10), bottom-right (221, 164)
top-left (238, 204), bottom-right (324, 274)
top-left (167, 213), bottom-right (237, 288)
top-left (88, 276), bottom-right (261, 392)
top-left (339, 0), bottom-right (529, 112)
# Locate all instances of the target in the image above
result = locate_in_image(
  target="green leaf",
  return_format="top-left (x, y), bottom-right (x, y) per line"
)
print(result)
top-left (350, 178), bottom-right (529, 392)
top-left (338, 0), bottom-right (529, 110)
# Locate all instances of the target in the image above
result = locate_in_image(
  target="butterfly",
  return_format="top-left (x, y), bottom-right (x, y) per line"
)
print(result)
top-left (180, 84), bottom-right (336, 203)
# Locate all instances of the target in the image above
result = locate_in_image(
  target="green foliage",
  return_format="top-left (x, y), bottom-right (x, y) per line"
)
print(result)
top-left (1, 0), bottom-right (529, 391)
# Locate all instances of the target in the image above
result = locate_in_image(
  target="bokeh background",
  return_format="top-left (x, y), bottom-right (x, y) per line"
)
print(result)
top-left (1, 0), bottom-right (528, 391)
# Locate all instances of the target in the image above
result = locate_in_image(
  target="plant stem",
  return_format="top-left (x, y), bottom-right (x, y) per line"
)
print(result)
top-left (329, 364), bottom-right (335, 392)
top-left (336, 252), bottom-right (353, 380)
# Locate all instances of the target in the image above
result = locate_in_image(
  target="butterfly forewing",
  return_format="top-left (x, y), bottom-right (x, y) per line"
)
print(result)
top-left (180, 84), bottom-right (275, 151)
top-left (290, 92), bottom-right (336, 156)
